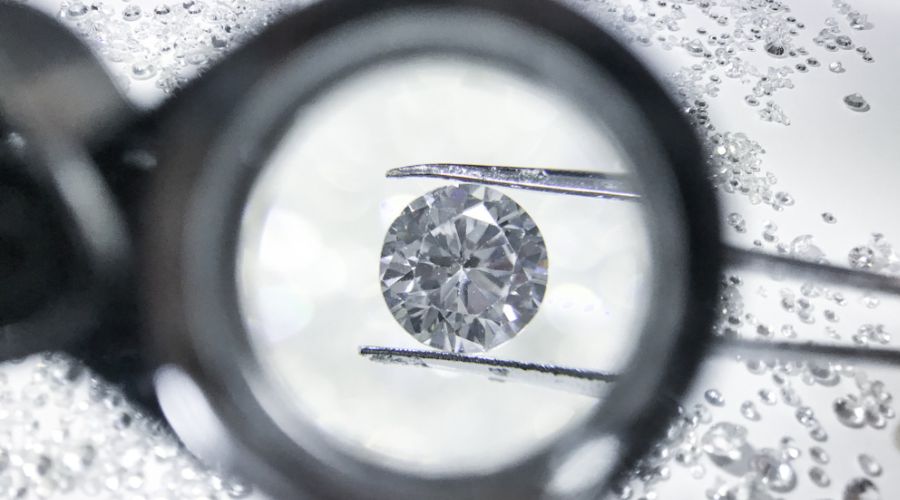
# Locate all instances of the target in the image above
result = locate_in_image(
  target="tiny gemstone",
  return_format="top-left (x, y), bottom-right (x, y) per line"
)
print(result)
top-left (740, 401), bottom-right (761, 421)
top-left (795, 406), bottom-right (815, 427)
top-left (759, 389), bottom-right (778, 405)
top-left (849, 246), bottom-right (876, 269)
top-left (790, 235), bottom-right (825, 262)
top-left (751, 449), bottom-right (797, 492)
top-left (858, 454), bottom-right (882, 477)
top-left (66, 2), bottom-right (89, 17)
top-left (765, 41), bottom-right (787, 57)
top-left (122, 5), bottom-right (142, 21)
top-left (726, 212), bottom-right (746, 232)
top-left (835, 35), bottom-right (854, 49)
top-left (809, 426), bottom-right (828, 442)
top-left (705, 389), bottom-right (725, 406)
top-left (701, 422), bottom-right (747, 463)
top-left (380, 185), bottom-right (548, 353)
top-left (810, 446), bottom-right (830, 464)
top-left (810, 466), bottom-right (831, 487)
top-left (834, 396), bottom-right (866, 428)
top-left (844, 93), bottom-right (871, 112)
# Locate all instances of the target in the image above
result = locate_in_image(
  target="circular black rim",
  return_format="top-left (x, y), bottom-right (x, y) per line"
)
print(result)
top-left (143, 0), bottom-right (722, 498)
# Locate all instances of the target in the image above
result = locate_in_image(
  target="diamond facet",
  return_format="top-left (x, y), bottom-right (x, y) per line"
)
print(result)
top-left (379, 184), bottom-right (548, 352)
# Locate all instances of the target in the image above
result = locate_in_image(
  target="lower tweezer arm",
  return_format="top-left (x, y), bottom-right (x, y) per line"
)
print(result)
top-left (359, 346), bottom-right (616, 398)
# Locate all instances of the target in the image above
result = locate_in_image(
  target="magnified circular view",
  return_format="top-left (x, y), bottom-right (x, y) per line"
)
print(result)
top-left (237, 55), bottom-right (654, 475)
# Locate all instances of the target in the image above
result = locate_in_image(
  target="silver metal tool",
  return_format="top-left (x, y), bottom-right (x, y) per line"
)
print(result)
top-left (360, 345), bottom-right (616, 398)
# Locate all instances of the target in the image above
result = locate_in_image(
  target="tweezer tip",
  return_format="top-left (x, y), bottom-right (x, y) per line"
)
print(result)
top-left (385, 165), bottom-right (428, 178)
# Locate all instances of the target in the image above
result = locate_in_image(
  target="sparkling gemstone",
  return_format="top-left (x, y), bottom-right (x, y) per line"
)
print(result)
top-left (759, 389), bottom-right (778, 405)
top-left (810, 466), bottom-right (831, 487)
top-left (700, 422), bottom-right (747, 464)
top-left (740, 401), bottom-right (761, 421)
top-left (810, 446), bottom-right (830, 464)
top-left (809, 426), bottom-right (829, 442)
top-left (844, 93), bottom-right (871, 112)
top-left (765, 41), bottom-right (787, 57)
top-left (858, 454), bottom-right (882, 477)
top-left (380, 185), bottom-right (548, 352)
top-left (789, 235), bottom-right (825, 262)
top-left (795, 406), bottom-right (815, 427)
top-left (849, 246), bottom-right (876, 269)
top-left (704, 389), bottom-right (725, 407)
top-left (808, 362), bottom-right (840, 386)
top-left (834, 396), bottom-right (866, 428)
top-left (122, 5), bottom-right (143, 21)
top-left (751, 449), bottom-right (797, 493)
top-left (835, 35), bottom-right (854, 49)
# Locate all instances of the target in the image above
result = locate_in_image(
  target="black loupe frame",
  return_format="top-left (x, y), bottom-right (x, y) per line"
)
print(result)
top-left (136, 0), bottom-right (723, 499)
top-left (0, 5), bottom-right (136, 368)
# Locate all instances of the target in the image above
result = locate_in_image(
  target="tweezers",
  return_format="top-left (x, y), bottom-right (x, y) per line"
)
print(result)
top-left (362, 164), bottom-right (900, 396)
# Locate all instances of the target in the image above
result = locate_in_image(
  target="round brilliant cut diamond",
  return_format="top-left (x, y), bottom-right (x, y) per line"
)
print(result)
top-left (379, 184), bottom-right (548, 352)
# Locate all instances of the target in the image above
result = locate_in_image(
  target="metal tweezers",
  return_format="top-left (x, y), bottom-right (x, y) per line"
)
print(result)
top-left (361, 163), bottom-right (900, 397)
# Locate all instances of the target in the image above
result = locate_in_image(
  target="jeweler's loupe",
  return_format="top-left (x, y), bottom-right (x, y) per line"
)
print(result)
top-left (142, 1), bottom-right (720, 498)
top-left (4, 1), bottom-right (900, 499)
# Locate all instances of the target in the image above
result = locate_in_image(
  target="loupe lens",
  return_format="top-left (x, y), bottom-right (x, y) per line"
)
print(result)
top-left (237, 55), bottom-right (654, 474)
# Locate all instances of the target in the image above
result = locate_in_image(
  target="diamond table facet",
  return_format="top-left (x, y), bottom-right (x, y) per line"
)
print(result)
top-left (380, 184), bottom-right (548, 353)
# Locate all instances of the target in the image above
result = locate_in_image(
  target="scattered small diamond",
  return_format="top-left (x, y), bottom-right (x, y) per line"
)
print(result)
top-left (858, 454), bottom-right (882, 477)
top-left (834, 397), bottom-right (867, 428)
top-left (751, 449), bottom-right (797, 493)
top-left (810, 466), bottom-right (831, 487)
top-left (849, 246), bottom-right (876, 269)
top-left (810, 446), bottom-right (830, 465)
top-left (759, 389), bottom-right (778, 405)
top-left (700, 423), bottom-right (747, 464)
top-left (843, 93), bottom-right (871, 112)
top-left (740, 401), bottom-right (760, 421)
top-left (704, 389), bottom-right (725, 407)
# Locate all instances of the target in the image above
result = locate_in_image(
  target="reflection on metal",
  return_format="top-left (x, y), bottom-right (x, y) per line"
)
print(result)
top-left (386, 164), bottom-right (640, 201)
top-left (724, 246), bottom-right (900, 297)
top-left (359, 346), bottom-right (616, 398)
top-left (717, 338), bottom-right (900, 367)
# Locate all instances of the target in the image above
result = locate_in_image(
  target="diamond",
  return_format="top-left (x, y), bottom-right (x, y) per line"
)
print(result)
top-left (843, 93), bottom-right (871, 112)
top-left (379, 184), bottom-right (548, 353)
